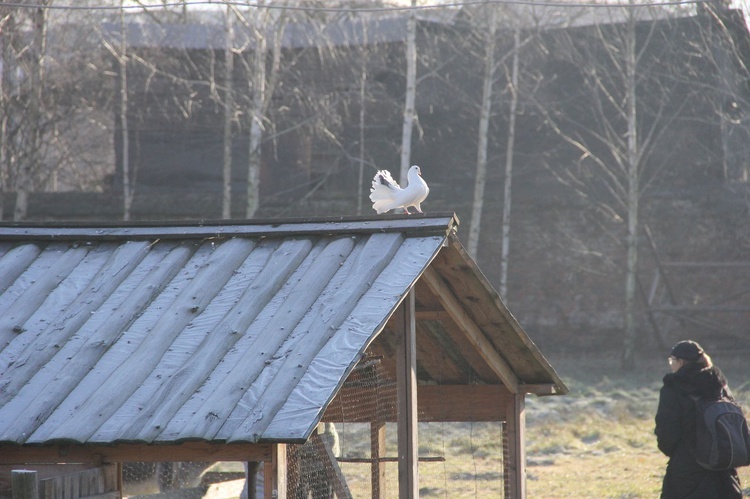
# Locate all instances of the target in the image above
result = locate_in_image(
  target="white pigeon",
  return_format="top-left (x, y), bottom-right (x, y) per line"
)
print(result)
top-left (369, 165), bottom-right (429, 214)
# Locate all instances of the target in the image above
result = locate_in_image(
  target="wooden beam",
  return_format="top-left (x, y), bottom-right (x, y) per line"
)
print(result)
top-left (371, 422), bottom-right (387, 499)
top-left (415, 322), bottom-right (466, 383)
top-left (0, 442), bottom-right (273, 465)
top-left (323, 384), bottom-right (511, 423)
top-left (504, 394), bottom-right (526, 499)
top-left (414, 279), bottom-right (497, 382)
top-left (116, 463), bottom-right (123, 499)
top-left (396, 291), bottom-right (418, 499)
top-left (264, 444), bottom-right (286, 499)
top-left (414, 310), bottom-right (451, 321)
top-left (418, 385), bottom-right (510, 421)
top-left (421, 268), bottom-right (520, 393)
top-left (246, 462), bottom-right (260, 499)
top-left (420, 317), bottom-right (497, 382)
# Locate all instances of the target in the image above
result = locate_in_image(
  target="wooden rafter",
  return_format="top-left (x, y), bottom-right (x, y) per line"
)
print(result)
top-left (414, 321), bottom-right (466, 383)
top-left (421, 268), bottom-right (520, 393)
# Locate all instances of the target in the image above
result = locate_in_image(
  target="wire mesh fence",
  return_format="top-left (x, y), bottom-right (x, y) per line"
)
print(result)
top-left (287, 353), bottom-right (506, 498)
top-left (119, 354), bottom-right (505, 498)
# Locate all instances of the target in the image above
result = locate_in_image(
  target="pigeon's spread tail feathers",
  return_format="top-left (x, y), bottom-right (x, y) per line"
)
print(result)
top-left (370, 170), bottom-right (400, 214)
top-left (369, 165), bottom-right (429, 214)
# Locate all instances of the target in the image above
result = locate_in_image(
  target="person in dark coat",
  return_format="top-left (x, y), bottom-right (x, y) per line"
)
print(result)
top-left (655, 340), bottom-right (743, 498)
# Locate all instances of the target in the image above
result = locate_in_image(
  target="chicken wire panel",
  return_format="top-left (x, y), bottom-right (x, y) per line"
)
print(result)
top-left (288, 354), bottom-right (396, 498)
top-left (288, 355), bottom-right (505, 498)
top-left (418, 422), bottom-right (505, 498)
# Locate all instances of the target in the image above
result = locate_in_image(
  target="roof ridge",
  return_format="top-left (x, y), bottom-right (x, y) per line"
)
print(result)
top-left (0, 213), bottom-right (459, 241)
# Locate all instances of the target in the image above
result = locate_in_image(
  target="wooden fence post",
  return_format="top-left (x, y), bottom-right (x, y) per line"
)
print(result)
top-left (12, 470), bottom-right (38, 499)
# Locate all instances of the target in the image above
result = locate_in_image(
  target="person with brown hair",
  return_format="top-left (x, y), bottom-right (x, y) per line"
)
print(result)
top-left (655, 340), bottom-right (743, 498)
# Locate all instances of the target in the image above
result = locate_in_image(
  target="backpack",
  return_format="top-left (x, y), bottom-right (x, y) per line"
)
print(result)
top-left (692, 395), bottom-right (750, 470)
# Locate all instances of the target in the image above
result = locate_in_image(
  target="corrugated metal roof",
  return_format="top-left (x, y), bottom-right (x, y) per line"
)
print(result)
top-left (99, 5), bottom-right (684, 52)
top-left (0, 214), bottom-right (565, 449)
top-left (101, 12), bottom-right (456, 51)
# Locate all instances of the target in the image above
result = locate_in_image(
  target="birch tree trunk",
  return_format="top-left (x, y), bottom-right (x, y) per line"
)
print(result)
top-left (357, 68), bottom-right (367, 215)
top-left (246, 17), bottom-right (266, 219)
top-left (622, 3), bottom-right (640, 370)
top-left (119, 0), bottom-right (132, 221)
top-left (15, 2), bottom-right (48, 221)
top-left (0, 11), bottom-right (14, 221)
top-left (499, 28), bottom-right (521, 302)
top-left (399, 0), bottom-right (417, 184)
top-left (222, 6), bottom-right (234, 220)
top-left (529, 9), bottom-right (669, 370)
top-left (243, 3), bottom-right (283, 219)
top-left (467, 5), bottom-right (497, 260)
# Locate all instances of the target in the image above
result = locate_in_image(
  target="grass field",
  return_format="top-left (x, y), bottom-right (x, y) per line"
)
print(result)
top-left (203, 350), bottom-right (750, 498)
top-left (522, 351), bottom-right (750, 498)
top-left (304, 350), bottom-right (750, 498)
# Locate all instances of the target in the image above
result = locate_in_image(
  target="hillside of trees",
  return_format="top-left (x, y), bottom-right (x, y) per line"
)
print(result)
top-left (2, 0), bottom-right (749, 367)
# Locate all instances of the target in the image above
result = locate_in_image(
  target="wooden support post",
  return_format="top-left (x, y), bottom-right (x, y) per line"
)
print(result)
top-left (371, 421), bottom-right (387, 499)
top-left (396, 290), bottom-right (418, 498)
top-left (11, 470), bottom-right (38, 499)
top-left (117, 462), bottom-right (124, 499)
top-left (246, 462), bottom-right (260, 499)
top-left (504, 393), bottom-right (526, 499)
top-left (264, 444), bottom-right (286, 499)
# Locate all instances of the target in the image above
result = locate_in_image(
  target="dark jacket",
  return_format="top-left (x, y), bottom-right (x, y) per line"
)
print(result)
top-left (655, 362), bottom-right (742, 498)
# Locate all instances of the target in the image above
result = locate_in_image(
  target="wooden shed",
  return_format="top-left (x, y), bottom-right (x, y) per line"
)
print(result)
top-left (0, 213), bottom-right (566, 499)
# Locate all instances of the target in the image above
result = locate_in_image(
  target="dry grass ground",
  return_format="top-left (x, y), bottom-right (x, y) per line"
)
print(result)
top-left (523, 351), bottom-right (750, 498)
top-left (286, 349), bottom-right (750, 498)
top-left (202, 350), bottom-right (750, 498)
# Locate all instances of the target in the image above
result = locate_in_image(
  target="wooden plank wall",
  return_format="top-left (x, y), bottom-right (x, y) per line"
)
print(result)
top-left (39, 465), bottom-right (119, 499)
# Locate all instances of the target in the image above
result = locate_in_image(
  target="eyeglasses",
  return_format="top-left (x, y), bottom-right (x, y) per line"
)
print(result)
top-left (668, 357), bottom-right (678, 365)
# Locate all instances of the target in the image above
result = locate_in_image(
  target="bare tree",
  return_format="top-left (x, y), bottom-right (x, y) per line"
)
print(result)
top-left (530, 5), bottom-right (704, 369)
top-left (399, 0), bottom-right (417, 184)
top-left (222, 4), bottom-right (235, 220)
top-left (233, 2), bottom-right (286, 219)
top-left (0, 9), bottom-right (16, 220)
top-left (11, 1), bottom-right (50, 220)
top-left (499, 27), bottom-right (521, 302)
top-left (119, 0), bottom-right (132, 221)
top-left (693, 3), bottom-right (750, 183)
top-left (467, 4), bottom-right (498, 260)
top-left (246, 6), bottom-right (269, 219)
top-left (622, 0), bottom-right (639, 370)
top-left (1, 0), bottom-right (116, 219)
top-left (463, 4), bottom-right (532, 301)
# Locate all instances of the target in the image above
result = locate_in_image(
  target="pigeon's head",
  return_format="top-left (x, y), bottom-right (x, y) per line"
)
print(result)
top-left (409, 165), bottom-right (422, 176)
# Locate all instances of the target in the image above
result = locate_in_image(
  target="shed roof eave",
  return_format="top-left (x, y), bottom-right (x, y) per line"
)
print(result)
top-left (0, 441), bottom-right (275, 465)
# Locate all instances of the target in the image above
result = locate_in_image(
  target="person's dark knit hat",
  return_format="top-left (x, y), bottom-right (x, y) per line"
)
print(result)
top-left (670, 340), bottom-right (704, 362)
